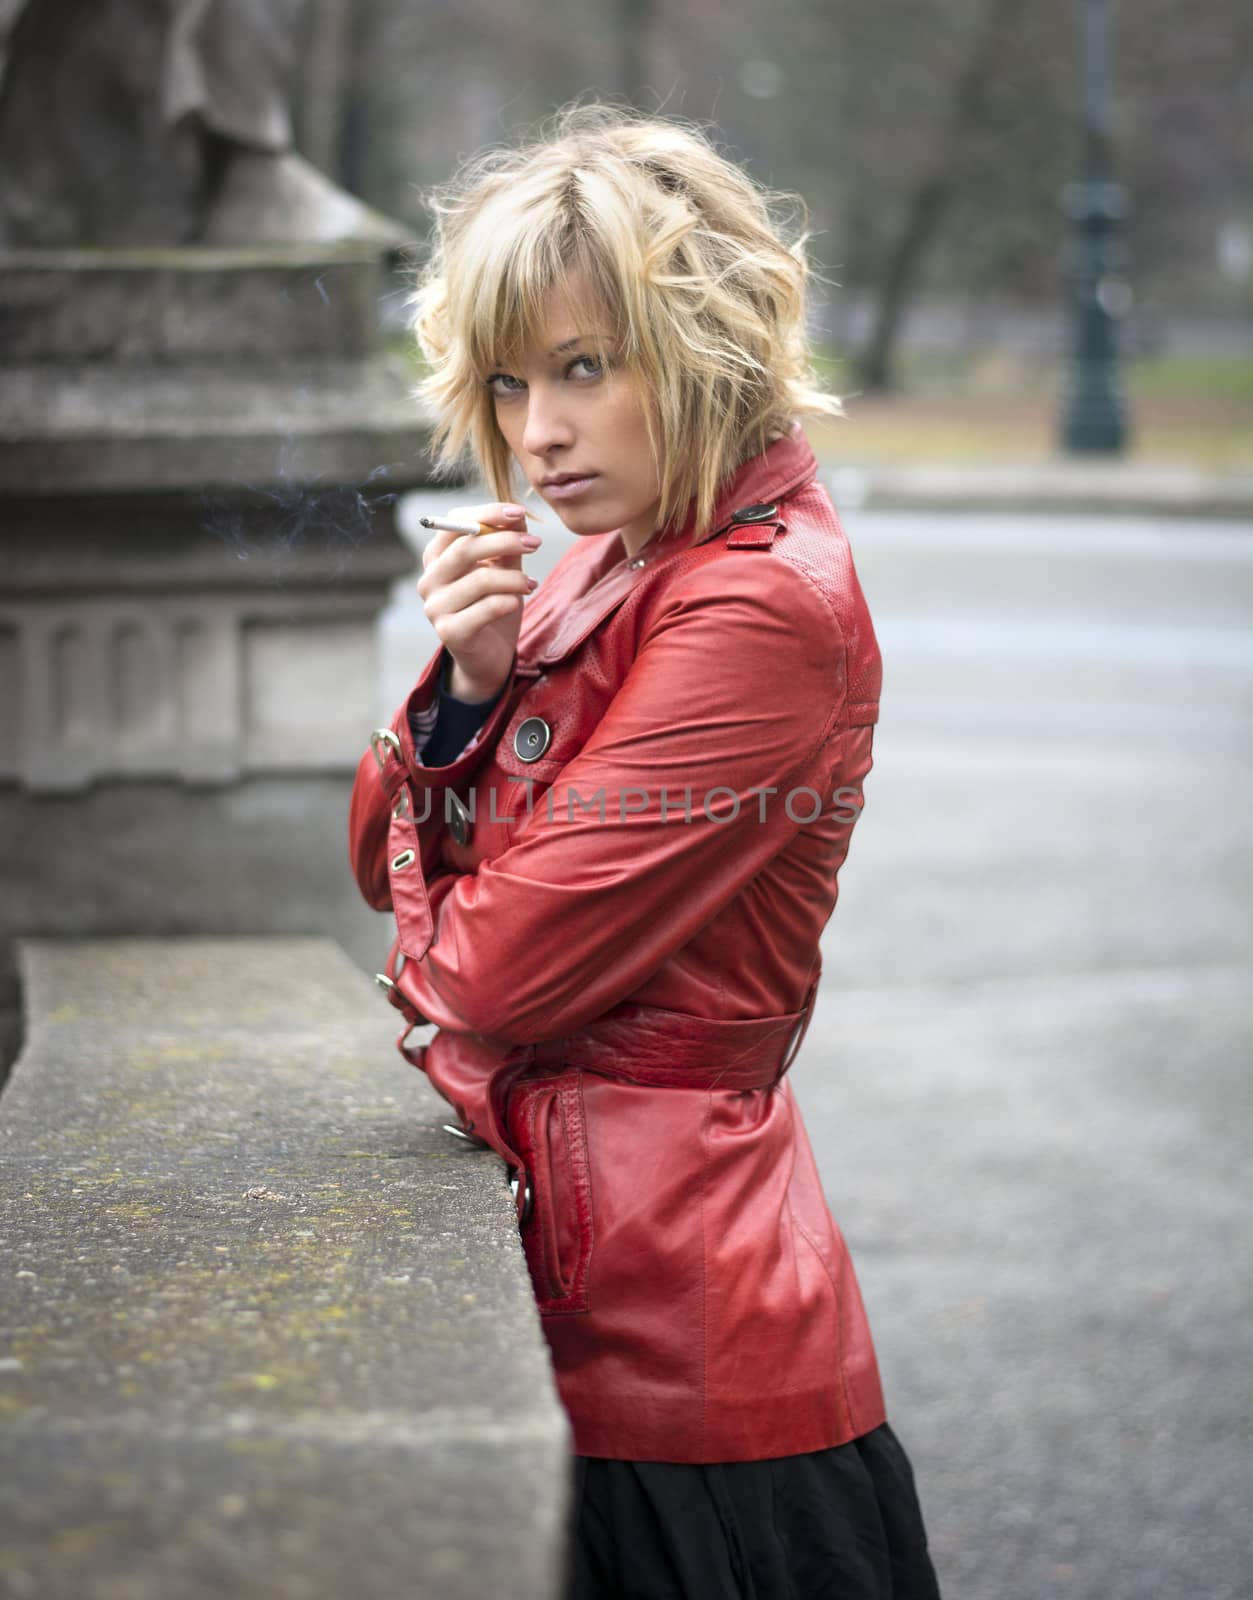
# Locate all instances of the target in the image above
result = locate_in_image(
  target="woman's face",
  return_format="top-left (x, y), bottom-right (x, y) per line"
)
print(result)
top-left (486, 278), bottom-right (663, 559)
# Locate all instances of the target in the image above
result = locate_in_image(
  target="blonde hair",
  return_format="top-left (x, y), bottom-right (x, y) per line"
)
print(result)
top-left (410, 102), bottom-right (843, 543)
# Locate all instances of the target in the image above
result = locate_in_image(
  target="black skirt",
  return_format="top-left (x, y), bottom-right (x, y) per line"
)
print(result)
top-left (561, 1421), bottom-right (941, 1600)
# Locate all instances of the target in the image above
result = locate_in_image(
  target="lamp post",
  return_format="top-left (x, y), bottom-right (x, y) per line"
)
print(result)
top-left (1060, 0), bottom-right (1131, 454)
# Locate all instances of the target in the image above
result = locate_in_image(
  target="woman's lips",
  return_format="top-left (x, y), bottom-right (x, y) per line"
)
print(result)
top-left (542, 474), bottom-right (598, 501)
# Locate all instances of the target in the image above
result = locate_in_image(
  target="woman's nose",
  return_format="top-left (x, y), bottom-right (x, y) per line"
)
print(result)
top-left (521, 384), bottom-right (576, 458)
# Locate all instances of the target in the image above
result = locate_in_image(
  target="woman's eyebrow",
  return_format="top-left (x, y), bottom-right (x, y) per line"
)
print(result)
top-left (483, 335), bottom-right (608, 367)
top-left (547, 335), bottom-right (604, 356)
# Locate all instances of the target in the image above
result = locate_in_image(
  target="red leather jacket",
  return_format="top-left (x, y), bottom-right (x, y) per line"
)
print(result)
top-left (348, 424), bottom-right (888, 1461)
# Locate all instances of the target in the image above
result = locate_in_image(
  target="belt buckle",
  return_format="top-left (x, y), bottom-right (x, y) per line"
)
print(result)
top-left (508, 1167), bottom-right (533, 1226)
top-left (777, 997), bottom-right (814, 1081)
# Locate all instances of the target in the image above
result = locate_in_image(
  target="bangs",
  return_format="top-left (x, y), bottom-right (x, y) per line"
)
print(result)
top-left (453, 190), bottom-right (627, 380)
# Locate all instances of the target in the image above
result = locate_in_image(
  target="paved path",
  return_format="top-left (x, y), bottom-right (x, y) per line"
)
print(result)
top-left (804, 508), bottom-right (1251, 1600)
top-left (382, 495), bottom-right (1251, 1600)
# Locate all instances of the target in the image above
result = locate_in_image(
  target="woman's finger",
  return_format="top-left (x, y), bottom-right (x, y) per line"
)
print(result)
top-left (417, 529), bottom-right (540, 603)
top-left (430, 590), bottom-right (527, 650)
top-left (424, 562), bottom-right (537, 620)
top-left (421, 528), bottom-right (536, 586)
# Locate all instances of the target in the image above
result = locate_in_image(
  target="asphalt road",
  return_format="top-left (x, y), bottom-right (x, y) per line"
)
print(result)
top-left (799, 509), bottom-right (1251, 1600)
top-left (385, 495), bottom-right (1252, 1600)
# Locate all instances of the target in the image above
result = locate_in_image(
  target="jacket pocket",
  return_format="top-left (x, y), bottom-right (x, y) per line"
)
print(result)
top-left (509, 1073), bottom-right (593, 1316)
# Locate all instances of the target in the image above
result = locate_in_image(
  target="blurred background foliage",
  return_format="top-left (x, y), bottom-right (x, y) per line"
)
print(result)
top-left (290, 0), bottom-right (1252, 464)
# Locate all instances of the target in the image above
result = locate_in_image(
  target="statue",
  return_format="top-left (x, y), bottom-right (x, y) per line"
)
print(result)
top-left (0, 0), bottom-right (407, 247)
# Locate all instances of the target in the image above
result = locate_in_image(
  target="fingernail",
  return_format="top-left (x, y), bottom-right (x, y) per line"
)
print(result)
top-left (525, 576), bottom-right (539, 590)
top-left (521, 533), bottom-right (543, 549)
top-left (504, 503), bottom-right (526, 515)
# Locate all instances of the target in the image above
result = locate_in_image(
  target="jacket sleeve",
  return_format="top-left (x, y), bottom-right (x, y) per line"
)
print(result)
top-left (347, 643), bottom-right (521, 911)
top-left (394, 556), bottom-right (851, 1044)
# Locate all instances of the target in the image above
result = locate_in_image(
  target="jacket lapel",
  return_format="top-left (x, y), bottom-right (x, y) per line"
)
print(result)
top-left (516, 424), bottom-right (820, 671)
top-left (523, 559), bottom-right (644, 668)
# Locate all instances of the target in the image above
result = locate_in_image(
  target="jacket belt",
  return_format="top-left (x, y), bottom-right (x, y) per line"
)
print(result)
top-left (527, 973), bottom-right (820, 1091)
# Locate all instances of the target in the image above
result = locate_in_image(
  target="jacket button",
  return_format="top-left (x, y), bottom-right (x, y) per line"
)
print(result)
top-left (731, 501), bottom-right (778, 523)
top-left (514, 716), bottom-right (552, 763)
top-left (447, 789), bottom-right (472, 846)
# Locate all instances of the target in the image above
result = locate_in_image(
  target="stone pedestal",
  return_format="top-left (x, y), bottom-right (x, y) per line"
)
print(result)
top-left (0, 245), bottom-right (438, 1064)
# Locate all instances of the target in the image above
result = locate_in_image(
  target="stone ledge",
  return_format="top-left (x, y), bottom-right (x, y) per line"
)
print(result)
top-left (0, 937), bottom-right (570, 1600)
top-left (0, 358), bottom-right (433, 495)
top-left (0, 248), bottom-right (434, 495)
top-left (0, 246), bottom-right (397, 365)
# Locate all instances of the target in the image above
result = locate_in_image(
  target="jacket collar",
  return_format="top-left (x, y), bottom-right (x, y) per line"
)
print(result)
top-left (645, 420), bottom-right (819, 558)
top-left (518, 423), bottom-right (818, 671)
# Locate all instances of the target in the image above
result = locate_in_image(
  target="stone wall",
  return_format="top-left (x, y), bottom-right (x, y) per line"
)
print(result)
top-left (0, 244), bottom-right (438, 1074)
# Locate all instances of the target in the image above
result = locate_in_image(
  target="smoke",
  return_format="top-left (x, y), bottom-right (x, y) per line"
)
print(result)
top-left (195, 264), bottom-right (416, 582)
top-left (200, 453), bottom-right (404, 584)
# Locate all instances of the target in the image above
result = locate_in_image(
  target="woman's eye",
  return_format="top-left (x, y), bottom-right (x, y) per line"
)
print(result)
top-left (485, 357), bottom-right (603, 395)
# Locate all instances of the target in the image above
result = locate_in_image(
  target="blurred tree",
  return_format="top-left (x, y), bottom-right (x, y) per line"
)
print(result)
top-left (854, 0), bottom-right (1033, 390)
top-left (1117, 0), bottom-right (1253, 312)
top-left (285, 0), bottom-right (1252, 359)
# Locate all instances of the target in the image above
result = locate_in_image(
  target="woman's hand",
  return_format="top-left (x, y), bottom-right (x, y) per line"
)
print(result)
top-left (416, 502), bottom-right (543, 702)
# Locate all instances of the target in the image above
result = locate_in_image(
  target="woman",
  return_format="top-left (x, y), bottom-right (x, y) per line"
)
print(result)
top-left (349, 104), bottom-right (941, 1599)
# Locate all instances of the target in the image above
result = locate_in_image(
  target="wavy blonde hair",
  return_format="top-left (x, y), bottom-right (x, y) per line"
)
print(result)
top-left (410, 102), bottom-right (843, 543)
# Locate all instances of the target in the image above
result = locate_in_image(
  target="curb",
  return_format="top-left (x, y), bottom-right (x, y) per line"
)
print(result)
top-left (822, 463), bottom-right (1253, 518)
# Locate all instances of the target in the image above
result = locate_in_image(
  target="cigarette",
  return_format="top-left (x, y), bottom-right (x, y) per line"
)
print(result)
top-left (418, 516), bottom-right (484, 536)
top-left (419, 508), bottom-right (540, 540)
